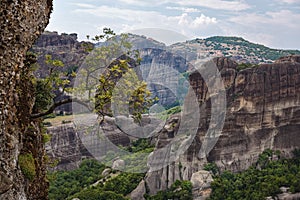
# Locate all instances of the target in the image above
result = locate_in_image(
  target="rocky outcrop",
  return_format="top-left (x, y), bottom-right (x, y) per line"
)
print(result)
top-left (46, 120), bottom-right (131, 170)
top-left (204, 56), bottom-right (300, 171)
top-left (277, 193), bottom-right (300, 200)
top-left (46, 124), bottom-right (93, 170)
top-left (142, 55), bottom-right (300, 198)
top-left (130, 180), bottom-right (147, 200)
top-left (0, 0), bottom-right (52, 199)
top-left (190, 170), bottom-right (213, 200)
top-left (32, 31), bottom-right (91, 79)
top-left (139, 48), bottom-right (190, 107)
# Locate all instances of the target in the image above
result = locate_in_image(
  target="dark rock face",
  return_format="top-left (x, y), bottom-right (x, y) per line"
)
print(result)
top-left (31, 32), bottom-right (92, 114)
top-left (32, 31), bottom-right (91, 79)
top-left (46, 124), bottom-right (93, 170)
top-left (46, 120), bottom-right (131, 170)
top-left (0, 0), bottom-right (52, 199)
top-left (144, 56), bottom-right (300, 196)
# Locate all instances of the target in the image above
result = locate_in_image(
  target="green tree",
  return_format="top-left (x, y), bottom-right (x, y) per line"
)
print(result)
top-left (31, 28), bottom-right (153, 123)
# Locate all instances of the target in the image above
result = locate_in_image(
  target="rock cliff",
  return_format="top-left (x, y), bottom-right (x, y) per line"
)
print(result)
top-left (32, 31), bottom-right (91, 79)
top-left (45, 119), bottom-right (131, 170)
top-left (143, 55), bottom-right (300, 197)
top-left (0, 0), bottom-right (52, 199)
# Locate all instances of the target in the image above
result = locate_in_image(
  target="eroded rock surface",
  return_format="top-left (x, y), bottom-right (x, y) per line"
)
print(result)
top-left (46, 119), bottom-right (131, 170)
top-left (143, 55), bottom-right (300, 198)
top-left (0, 1), bottom-right (52, 199)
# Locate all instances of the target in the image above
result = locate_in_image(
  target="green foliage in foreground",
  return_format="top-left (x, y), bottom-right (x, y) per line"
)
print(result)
top-left (48, 159), bottom-right (106, 200)
top-left (145, 180), bottom-right (193, 200)
top-left (49, 159), bottom-right (144, 200)
top-left (68, 172), bottom-right (143, 200)
top-left (208, 149), bottom-right (300, 200)
top-left (69, 190), bottom-right (128, 200)
top-left (103, 172), bottom-right (144, 195)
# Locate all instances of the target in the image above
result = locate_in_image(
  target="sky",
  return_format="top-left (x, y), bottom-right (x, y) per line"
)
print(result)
top-left (46, 0), bottom-right (300, 49)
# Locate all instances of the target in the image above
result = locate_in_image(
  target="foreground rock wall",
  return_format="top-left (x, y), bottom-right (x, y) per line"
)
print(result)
top-left (0, 1), bottom-right (52, 199)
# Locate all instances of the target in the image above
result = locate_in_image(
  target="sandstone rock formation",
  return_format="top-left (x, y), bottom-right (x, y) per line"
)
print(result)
top-left (46, 120), bottom-right (131, 170)
top-left (0, 0), bottom-right (52, 199)
top-left (32, 31), bottom-right (91, 79)
top-left (190, 170), bottom-right (213, 199)
top-left (46, 124), bottom-right (93, 170)
top-left (142, 55), bottom-right (300, 198)
top-left (139, 48), bottom-right (190, 107)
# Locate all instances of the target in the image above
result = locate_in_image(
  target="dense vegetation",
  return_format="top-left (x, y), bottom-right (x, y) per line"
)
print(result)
top-left (48, 138), bottom-right (153, 199)
top-left (48, 159), bottom-right (106, 200)
top-left (208, 149), bottom-right (300, 200)
top-left (145, 180), bottom-right (193, 200)
top-left (48, 139), bottom-right (195, 200)
top-left (48, 159), bottom-right (144, 200)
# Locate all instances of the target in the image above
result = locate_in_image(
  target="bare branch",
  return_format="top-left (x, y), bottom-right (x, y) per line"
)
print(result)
top-left (30, 97), bottom-right (92, 119)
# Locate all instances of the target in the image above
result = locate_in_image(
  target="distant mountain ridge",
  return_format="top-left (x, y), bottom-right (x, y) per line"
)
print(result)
top-left (96, 33), bottom-right (300, 64)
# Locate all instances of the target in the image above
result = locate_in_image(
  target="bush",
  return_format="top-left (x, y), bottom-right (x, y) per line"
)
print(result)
top-left (19, 153), bottom-right (36, 181)
top-left (208, 150), bottom-right (300, 200)
top-left (145, 180), bottom-right (193, 200)
top-left (42, 133), bottom-right (51, 143)
top-left (103, 172), bottom-right (144, 195)
top-left (71, 190), bottom-right (128, 200)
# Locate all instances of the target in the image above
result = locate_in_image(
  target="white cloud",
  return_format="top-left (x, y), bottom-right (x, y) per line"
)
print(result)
top-left (116, 0), bottom-right (168, 6)
top-left (229, 10), bottom-right (300, 28)
top-left (172, 0), bottom-right (251, 11)
top-left (166, 6), bottom-right (201, 13)
top-left (277, 0), bottom-right (299, 4)
top-left (73, 5), bottom-right (161, 22)
top-left (168, 13), bottom-right (217, 29)
top-left (72, 3), bottom-right (96, 9)
top-left (116, 0), bottom-right (251, 11)
top-left (74, 4), bottom-right (218, 30)
top-left (227, 10), bottom-right (300, 48)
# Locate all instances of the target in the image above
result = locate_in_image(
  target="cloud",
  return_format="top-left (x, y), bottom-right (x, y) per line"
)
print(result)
top-left (115, 0), bottom-right (250, 11)
top-left (277, 0), bottom-right (299, 4)
top-left (172, 0), bottom-right (251, 11)
top-left (227, 10), bottom-right (300, 48)
top-left (72, 3), bottom-right (96, 9)
top-left (74, 4), bottom-right (218, 30)
top-left (116, 0), bottom-right (168, 6)
top-left (229, 10), bottom-right (300, 28)
top-left (73, 5), bottom-right (161, 22)
top-left (166, 6), bottom-right (201, 13)
top-left (169, 13), bottom-right (217, 28)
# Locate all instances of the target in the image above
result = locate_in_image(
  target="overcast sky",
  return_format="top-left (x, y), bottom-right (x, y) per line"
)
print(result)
top-left (46, 0), bottom-right (300, 49)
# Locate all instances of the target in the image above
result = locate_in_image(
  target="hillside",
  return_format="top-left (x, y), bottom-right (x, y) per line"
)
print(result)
top-left (170, 36), bottom-right (300, 64)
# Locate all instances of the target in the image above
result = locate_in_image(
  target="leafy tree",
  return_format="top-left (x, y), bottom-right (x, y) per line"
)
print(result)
top-left (71, 190), bottom-right (128, 200)
top-left (208, 149), bottom-right (300, 200)
top-left (103, 172), bottom-right (144, 195)
top-left (48, 159), bottom-right (106, 200)
top-left (145, 180), bottom-right (193, 200)
top-left (31, 28), bottom-right (154, 125)
top-left (204, 162), bottom-right (219, 176)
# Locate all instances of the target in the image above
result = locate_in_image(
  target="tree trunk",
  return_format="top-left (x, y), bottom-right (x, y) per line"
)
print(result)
top-left (0, 1), bottom-right (52, 199)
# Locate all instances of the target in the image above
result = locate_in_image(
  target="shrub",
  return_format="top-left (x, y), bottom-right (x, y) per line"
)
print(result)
top-left (42, 133), bottom-right (51, 143)
top-left (19, 153), bottom-right (36, 181)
